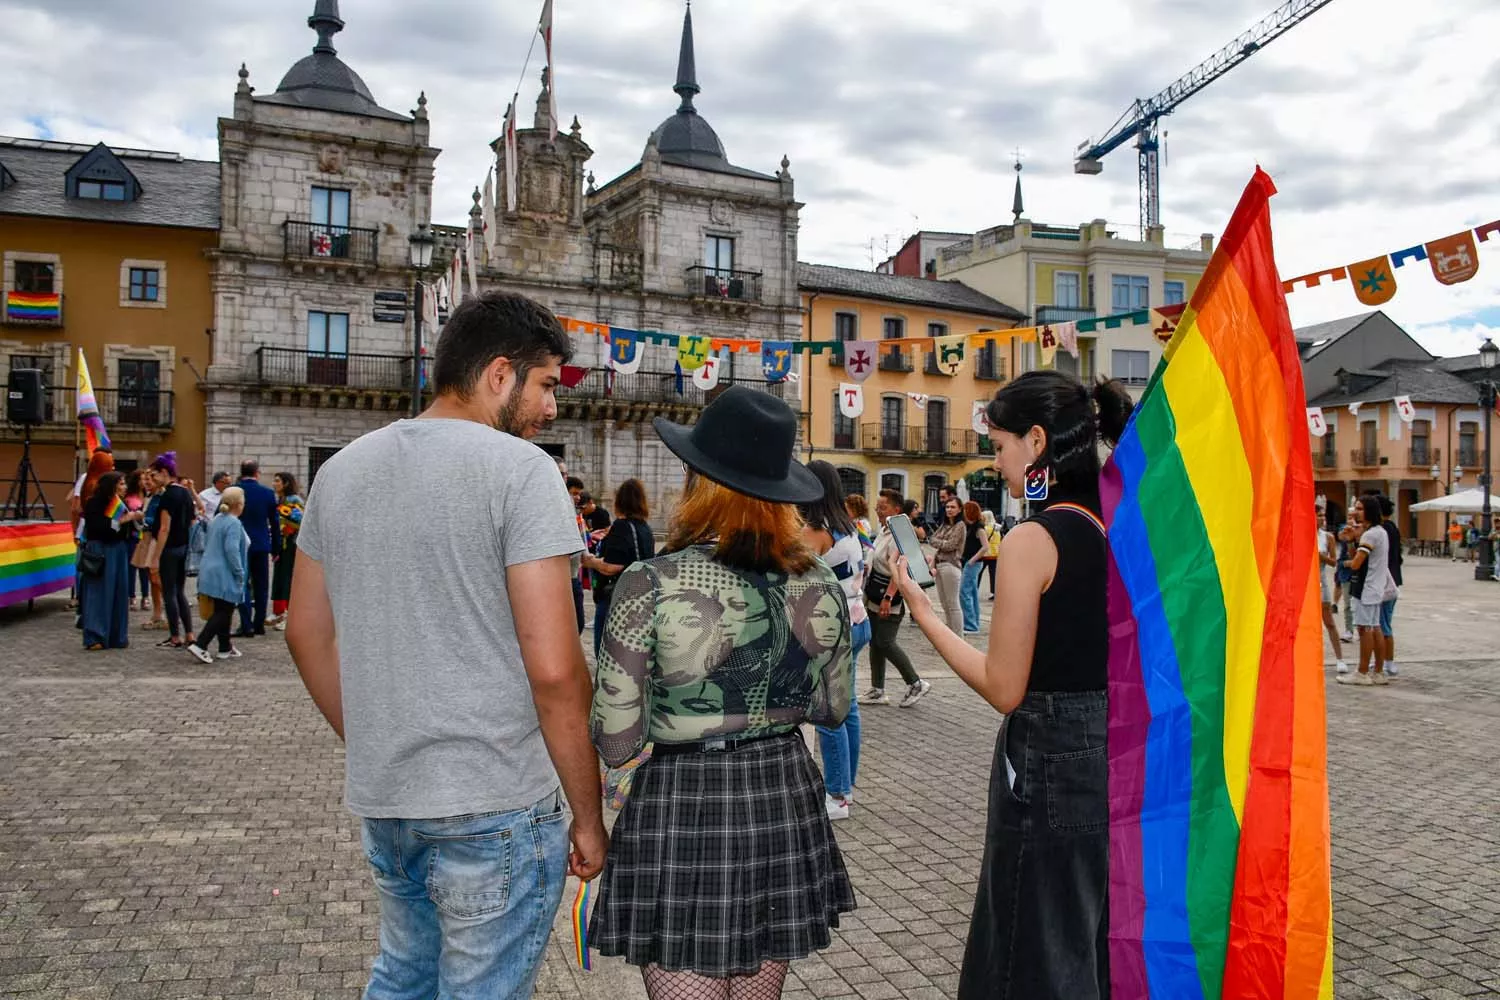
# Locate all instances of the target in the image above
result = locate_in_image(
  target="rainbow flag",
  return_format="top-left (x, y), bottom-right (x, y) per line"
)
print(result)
top-left (0, 522), bottom-right (76, 608)
top-left (4, 290), bottom-right (61, 322)
top-left (76, 349), bottom-right (111, 453)
top-left (570, 879), bottom-right (593, 971)
top-left (104, 496), bottom-right (125, 523)
top-left (1102, 169), bottom-right (1332, 999)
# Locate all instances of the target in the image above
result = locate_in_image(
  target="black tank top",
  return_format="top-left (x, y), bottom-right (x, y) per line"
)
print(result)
top-left (1026, 495), bottom-right (1108, 692)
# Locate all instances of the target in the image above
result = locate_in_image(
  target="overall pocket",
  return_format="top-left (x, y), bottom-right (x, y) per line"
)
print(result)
top-left (1043, 745), bottom-right (1107, 834)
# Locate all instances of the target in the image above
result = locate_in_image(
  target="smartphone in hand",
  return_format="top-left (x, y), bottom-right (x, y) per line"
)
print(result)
top-left (885, 514), bottom-right (936, 588)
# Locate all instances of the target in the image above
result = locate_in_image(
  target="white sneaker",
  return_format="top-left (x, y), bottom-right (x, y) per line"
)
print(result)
top-left (274, 617), bottom-right (287, 632)
top-left (1335, 672), bottom-right (1373, 686)
top-left (186, 644), bottom-right (213, 665)
top-left (216, 647), bottom-right (242, 660)
top-left (1335, 660), bottom-right (1350, 675)
top-left (899, 679), bottom-right (932, 708)
top-left (1385, 662), bottom-right (1398, 678)
top-left (824, 795), bottom-right (850, 821)
top-left (1339, 632), bottom-right (1355, 643)
top-left (858, 688), bottom-right (890, 706)
top-left (1371, 671), bottom-right (1390, 686)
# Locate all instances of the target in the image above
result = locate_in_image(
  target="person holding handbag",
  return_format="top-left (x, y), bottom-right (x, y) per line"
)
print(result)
top-left (858, 488), bottom-right (931, 708)
top-left (581, 478), bottom-right (653, 660)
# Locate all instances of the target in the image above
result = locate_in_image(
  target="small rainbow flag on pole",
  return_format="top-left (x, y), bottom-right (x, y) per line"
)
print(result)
top-left (571, 880), bottom-right (593, 971)
top-left (76, 349), bottom-right (111, 453)
top-left (1102, 169), bottom-right (1332, 999)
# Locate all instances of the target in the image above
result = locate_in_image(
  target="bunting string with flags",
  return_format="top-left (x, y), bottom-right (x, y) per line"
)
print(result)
top-left (1281, 212), bottom-right (1498, 305)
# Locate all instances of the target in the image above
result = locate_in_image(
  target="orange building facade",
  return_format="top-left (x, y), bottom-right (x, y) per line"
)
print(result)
top-left (1, 139), bottom-right (218, 506)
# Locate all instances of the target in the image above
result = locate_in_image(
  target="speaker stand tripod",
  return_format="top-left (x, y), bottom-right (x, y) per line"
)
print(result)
top-left (6, 424), bottom-right (54, 521)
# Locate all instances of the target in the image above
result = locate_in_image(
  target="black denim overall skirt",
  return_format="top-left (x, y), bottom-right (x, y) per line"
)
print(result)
top-left (958, 689), bottom-right (1110, 1000)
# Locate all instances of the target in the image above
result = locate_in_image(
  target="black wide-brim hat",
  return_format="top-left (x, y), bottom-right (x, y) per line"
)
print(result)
top-left (653, 385), bottom-right (824, 505)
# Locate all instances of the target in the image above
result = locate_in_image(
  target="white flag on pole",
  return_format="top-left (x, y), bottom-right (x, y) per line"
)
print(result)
top-left (539, 0), bottom-right (558, 143)
top-left (448, 249), bottom-right (464, 306)
top-left (464, 219), bottom-right (479, 297)
top-left (503, 102), bottom-right (519, 211)
top-left (481, 169), bottom-right (497, 254)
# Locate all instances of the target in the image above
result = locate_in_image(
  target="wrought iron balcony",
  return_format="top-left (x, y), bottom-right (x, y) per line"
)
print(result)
top-left (1036, 305), bottom-right (1095, 325)
top-left (283, 220), bottom-right (380, 266)
top-left (2, 291), bottom-right (64, 327)
top-left (878, 348), bottom-right (913, 373)
top-left (1350, 447), bottom-right (1381, 468)
top-left (685, 266), bottom-right (762, 302)
top-left (1459, 446), bottom-right (1479, 468)
top-left (1311, 450), bottom-right (1338, 470)
top-left (860, 423), bottom-right (980, 457)
top-left (1, 386), bottom-right (173, 430)
top-left (257, 346), bottom-right (421, 391)
top-left (1408, 446), bottom-right (1438, 468)
top-left (974, 344), bottom-right (1004, 381)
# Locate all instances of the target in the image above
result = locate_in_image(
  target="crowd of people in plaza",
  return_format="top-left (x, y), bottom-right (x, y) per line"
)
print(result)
top-left (69, 451), bottom-right (304, 663)
top-left (274, 290), bottom-right (1122, 1000)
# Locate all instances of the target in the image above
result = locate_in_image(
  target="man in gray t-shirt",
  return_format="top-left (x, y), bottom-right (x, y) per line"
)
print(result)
top-left (289, 291), bottom-right (605, 999)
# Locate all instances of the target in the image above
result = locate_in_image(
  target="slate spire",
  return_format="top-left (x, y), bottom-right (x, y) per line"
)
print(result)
top-left (673, 3), bottom-right (700, 112)
top-left (309, 0), bottom-right (344, 56)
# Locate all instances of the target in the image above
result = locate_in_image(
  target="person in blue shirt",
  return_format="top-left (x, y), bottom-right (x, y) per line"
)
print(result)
top-left (234, 460), bottom-right (282, 636)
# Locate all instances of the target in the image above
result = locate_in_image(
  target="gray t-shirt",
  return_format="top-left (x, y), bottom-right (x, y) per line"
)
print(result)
top-left (298, 418), bottom-right (584, 819)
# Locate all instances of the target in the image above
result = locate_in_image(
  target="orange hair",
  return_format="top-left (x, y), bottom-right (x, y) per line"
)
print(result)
top-left (665, 474), bottom-right (816, 575)
top-left (963, 500), bottom-right (981, 523)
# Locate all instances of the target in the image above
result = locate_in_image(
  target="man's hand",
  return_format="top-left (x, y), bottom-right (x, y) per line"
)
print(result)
top-left (569, 816), bottom-right (608, 880)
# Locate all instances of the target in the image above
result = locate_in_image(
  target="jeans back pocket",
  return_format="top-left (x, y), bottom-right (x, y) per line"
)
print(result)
top-left (1043, 746), bottom-right (1107, 834)
top-left (419, 828), bottom-right (515, 919)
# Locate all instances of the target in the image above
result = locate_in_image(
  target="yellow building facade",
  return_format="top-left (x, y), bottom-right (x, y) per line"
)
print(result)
top-left (1, 138), bottom-right (218, 499)
top-left (937, 218), bottom-right (1211, 396)
top-left (798, 263), bottom-right (1024, 515)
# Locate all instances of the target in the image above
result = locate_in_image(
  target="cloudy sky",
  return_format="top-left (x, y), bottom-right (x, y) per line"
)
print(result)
top-left (3, 0), bottom-right (1497, 357)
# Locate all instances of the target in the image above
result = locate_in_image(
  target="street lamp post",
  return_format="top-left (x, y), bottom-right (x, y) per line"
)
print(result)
top-left (408, 226), bottom-right (436, 418)
top-left (1475, 337), bottom-right (1498, 581)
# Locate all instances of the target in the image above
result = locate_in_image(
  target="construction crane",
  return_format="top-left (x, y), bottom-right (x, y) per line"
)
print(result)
top-left (1073, 0), bottom-right (1337, 233)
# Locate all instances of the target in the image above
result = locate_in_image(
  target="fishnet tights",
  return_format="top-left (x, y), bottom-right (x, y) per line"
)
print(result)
top-left (642, 961), bottom-right (790, 1000)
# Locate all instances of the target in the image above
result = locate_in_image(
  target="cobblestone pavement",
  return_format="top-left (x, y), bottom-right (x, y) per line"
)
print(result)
top-left (1, 557), bottom-right (1497, 999)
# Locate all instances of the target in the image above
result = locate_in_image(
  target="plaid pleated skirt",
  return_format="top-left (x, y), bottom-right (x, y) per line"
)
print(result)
top-left (588, 731), bottom-right (856, 977)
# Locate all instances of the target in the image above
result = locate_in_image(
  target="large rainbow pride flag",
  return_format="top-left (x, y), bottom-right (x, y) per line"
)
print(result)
top-left (1102, 169), bottom-right (1332, 999)
top-left (0, 522), bottom-right (76, 608)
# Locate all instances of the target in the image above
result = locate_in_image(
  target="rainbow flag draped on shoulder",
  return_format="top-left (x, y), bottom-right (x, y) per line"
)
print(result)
top-left (1102, 169), bottom-right (1332, 1000)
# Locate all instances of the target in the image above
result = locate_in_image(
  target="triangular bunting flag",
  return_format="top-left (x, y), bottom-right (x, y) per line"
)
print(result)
top-left (1149, 309), bottom-right (1179, 346)
top-left (692, 349), bottom-right (726, 390)
top-left (1054, 322), bottom-right (1079, 358)
top-left (1307, 408), bottom-right (1327, 438)
top-left (844, 340), bottom-right (878, 383)
top-left (1348, 255), bottom-right (1396, 306)
top-left (761, 341), bottom-right (794, 383)
top-left (934, 334), bottom-right (967, 376)
top-left (837, 382), bottom-right (864, 419)
top-left (608, 329), bottom-right (643, 375)
top-left (677, 335), bottom-right (711, 372)
top-left (1393, 395), bottom-right (1415, 423)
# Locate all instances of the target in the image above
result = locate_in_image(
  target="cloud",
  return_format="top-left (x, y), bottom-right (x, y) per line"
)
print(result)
top-left (1, 0), bottom-right (1496, 355)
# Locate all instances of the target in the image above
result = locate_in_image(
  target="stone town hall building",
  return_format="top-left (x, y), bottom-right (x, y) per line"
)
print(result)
top-left (206, 0), bottom-right (801, 510)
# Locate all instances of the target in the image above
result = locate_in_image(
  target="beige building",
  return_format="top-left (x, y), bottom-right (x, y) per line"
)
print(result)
top-left (936, 218), bottom-right (1212, 395)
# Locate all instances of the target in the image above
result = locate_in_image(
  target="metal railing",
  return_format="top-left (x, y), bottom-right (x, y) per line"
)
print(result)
top-left (860, 423), bottom-right (980, 457)
top-left (1350, 447), bottom-right (1380, 467)
top-left (1311, 450), bottom-right (1338, 469)
top-left (974, 344), bottom-right (1004, 380)
top-left (558, 368), bottom-right (786, 406)
top-left (1408, 446), bottom-right (1438, 468)
top-left (1, 386), bottom-right (174, 429)
top-left (1458, 447), bottom-right (1479, 468)
top-left (282, 220), bottom-right (380, 265)
top-left (256, 346), bottom-right (422, 390)
top-left (878, 349), bottom-right (913, 373)
top-left (2, 292), bottom-right (65, 327)
top-left (684, 266), bottom-right (762, 302)
top-left (1036, 305), bottom-right (1095, 325)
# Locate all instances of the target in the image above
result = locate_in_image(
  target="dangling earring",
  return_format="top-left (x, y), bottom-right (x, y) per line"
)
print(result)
top-left (1024, 462), bottom-right (1049, 502)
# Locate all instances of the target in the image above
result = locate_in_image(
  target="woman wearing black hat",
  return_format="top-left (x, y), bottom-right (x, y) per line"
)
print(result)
top-left (589, 386), bottom-right (856, 999)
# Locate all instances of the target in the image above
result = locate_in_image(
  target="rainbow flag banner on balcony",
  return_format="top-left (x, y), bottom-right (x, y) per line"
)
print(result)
top-left (5, 290), bottom-right (61, 322)
top-left (1102, 169), bottom-right (1332, 999)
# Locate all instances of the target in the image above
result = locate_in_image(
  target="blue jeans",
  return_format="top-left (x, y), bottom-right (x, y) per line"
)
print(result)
top-left (360, 788), bottom-right (569, 1000)
top-left (817, 618), bottom-right (871, 798)
top-left (961, 561), bottom-right (983, 632)
top-left (238, 550), bottom-right (270, 634)
top-left (593, 596), bottom-right (610, 660)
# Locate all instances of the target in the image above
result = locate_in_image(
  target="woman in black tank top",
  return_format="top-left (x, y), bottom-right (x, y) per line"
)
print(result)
top-left (894, 371), bottom-right (1133, 1000)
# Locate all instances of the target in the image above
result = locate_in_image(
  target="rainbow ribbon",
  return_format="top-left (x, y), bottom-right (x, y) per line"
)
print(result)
top-left (571, 879), bottom-right (593, 971)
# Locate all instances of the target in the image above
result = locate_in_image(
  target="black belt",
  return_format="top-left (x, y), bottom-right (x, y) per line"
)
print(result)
top-left (652, 731), bottom-right (796, 755)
